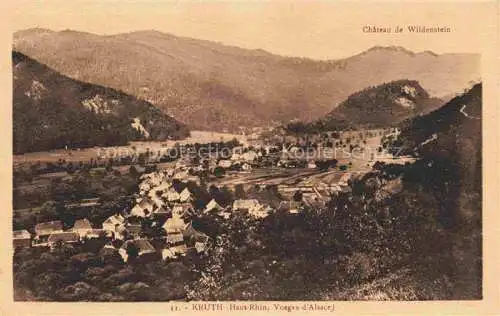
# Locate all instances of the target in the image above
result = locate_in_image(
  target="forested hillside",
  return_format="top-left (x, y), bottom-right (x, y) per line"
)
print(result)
top-left (13, 51), bottom-right (189, 154)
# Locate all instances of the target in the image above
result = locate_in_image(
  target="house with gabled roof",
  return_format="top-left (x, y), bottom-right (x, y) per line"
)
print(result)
top-left (203, 199), bottom-right (224, 214)
top-left (111, 219), bottom-right (142, 241)
top-left (150, 195), bottom-right (165, 210)
top-left (307, 161), bottom-right (317, 169)
top-left (241, 162), bottom-right (252, 171)
top-left (139, 182), bottom-right (152, 194)
top-left (147, 189), bottom-right (157, 199)
top-left (172, 203), bottom-right (193, 218)
top-left (125, 223), bottom-right (143, 239)
top-left (170, 244), bottom-right (188, 256)
top-left (250, 207), bottom-right (270, 218)
top-left (165, 169), bottom-right (175, 177)
top-left (164, 188), bottom-right (181, 202)
top-left (84, 229), bottom-right (106, 240)
top-left (233, 199), bottom-right (262, 212)
top-left (153, 205), bottom-right (171, 217)
top-left (130, 197), bottom-right (155, 218)
top-left (148, 173), bottom-right (164, 187)
top-left (231, 152), bottom-right (242, 161)
top-left (179, 187), bottom-right (194, 203)
top-left (232, 199), bottom-right (268, 218)
top-left (162, 214), bottom-right (186, 234)
top-left (102, 214), bottom-right (125, 235)
top-left (13, 230), bottom-right (31, 248)
top-left (338, 172), bottom-right (352, 186)
top-left (147, 181), bottom-right (171, 199)
top-left (114, 224), bottom-right (128, 241)
top-left (166, 232), bottom-right (184, 245)
top-left (35, 220), bottom-right (63, 237)
top-left (119, 239), bottom-right (157, 263)
top-left (162, 244), bottom-right (188, 260)
top-left (162, 248), bottom-right (177, 260)
top-left (242, 150), bottom-right (258, 162)
top-left (155, 181), bottom-right (172, 193)
top-left (71, 218), bottom-right (93, 238)
top-left (303, 195), bottom-right (325, 210)
top-left (46, 232), bottom-right (80, 250)
top-left (195, 241), bottom-right (209, 254)
top-left (173, 170), bottom-right (189, 181)
top-left (218, 159), bottom-right (233, 168)
top-left (186, 176), bottom-right (201, 185)
top-left (183, 222), bottom-right (210, 251)
top-left (277, 200), bottom-right (303, 214)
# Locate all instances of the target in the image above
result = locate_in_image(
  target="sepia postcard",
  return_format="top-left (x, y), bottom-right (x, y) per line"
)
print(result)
top-left (1, 0), bottom-right (499, 315)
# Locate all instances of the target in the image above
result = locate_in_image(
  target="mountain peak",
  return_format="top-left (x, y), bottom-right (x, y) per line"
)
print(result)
top-left (14, 28), bottom-right (54, 37)
top-left (361, 46), bottom-right (440, 57)
top-left (14, 28), bottom-right (97, 40)
top-left (366, 46), bottom-right (416, 55)
top-left (308, 79), bottom-right (444, 130)
top-left (58, 29), bottom-right (98, 37)
top-left (115, 29), bottom-right (173, 37)
top-left (419, 50), bottom-right (439, 57)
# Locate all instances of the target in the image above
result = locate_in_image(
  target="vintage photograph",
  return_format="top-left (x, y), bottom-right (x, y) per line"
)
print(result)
top-left (11, 1), bottom-right (484, 302)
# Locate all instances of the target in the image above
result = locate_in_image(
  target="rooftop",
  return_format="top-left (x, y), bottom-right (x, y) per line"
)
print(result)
top-left (72, 218), bottom-right (93, 230)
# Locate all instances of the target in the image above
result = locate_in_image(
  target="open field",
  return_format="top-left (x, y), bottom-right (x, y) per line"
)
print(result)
top-left (13, 131), bottom-right (248, 165)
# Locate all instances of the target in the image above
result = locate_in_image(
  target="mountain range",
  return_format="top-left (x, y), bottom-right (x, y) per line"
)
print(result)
top-left (13, 51), bottom-right (189, 154)
top-left (13, 28), bottom-right (480, 130)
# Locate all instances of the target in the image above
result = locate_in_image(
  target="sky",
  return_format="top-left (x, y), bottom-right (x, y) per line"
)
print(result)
top-left (9, 1), bottom-right (495, 60)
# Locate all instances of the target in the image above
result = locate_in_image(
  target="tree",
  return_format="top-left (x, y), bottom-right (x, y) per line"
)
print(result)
top-left (36, 200), bottom-right (63, 223)
top-left (105, 164), bottom-right (114, 173)
top-left (315, 160), bottom-right (330, 172)
top-left (129, 165), bottom-right (138, 177)
top-left (66, 162), bottom-right (75, 174)
top-left (209, 185), bottom-right (234, 206)
top-left (234, 184), bottom-right (246, 199)
top-left (33, 272), bottom-right (65, 300)
top-left (99, 248), bottom-right (124, 267)
top-left (57, 282), bottom-right (100, 301)
top-left (213, 166), bottom-right (226, 178)
top-left (126, 243), bottom-right (140, 263)
top-left (293, 190), bottom-right (303, 202)
top-left (185, 235), bottom-right (230, 300)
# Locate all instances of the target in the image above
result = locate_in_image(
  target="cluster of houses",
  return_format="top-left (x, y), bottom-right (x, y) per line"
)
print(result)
top-left (264, 127), bottom-right (401, 145)
top-left (12, 167), bottom-right (213, 262)
top-left (276, 173), bottom-right (352, 203)
top-left (14, 138), bottom-right (367, 262)
top-left (214, 147), bottom-right (261, 171)
top-left (212, 145), bottom-right (344, 171)
top-left (14, 213), bottom-right (210, 264)
top-left (13, 162), bottom-right (302, 262)
top-left (14, 219), bottom-right (105, 250)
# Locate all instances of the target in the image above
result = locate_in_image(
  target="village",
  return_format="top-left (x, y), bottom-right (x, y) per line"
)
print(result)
top-left (13, 127), bottom-right (412, 265)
